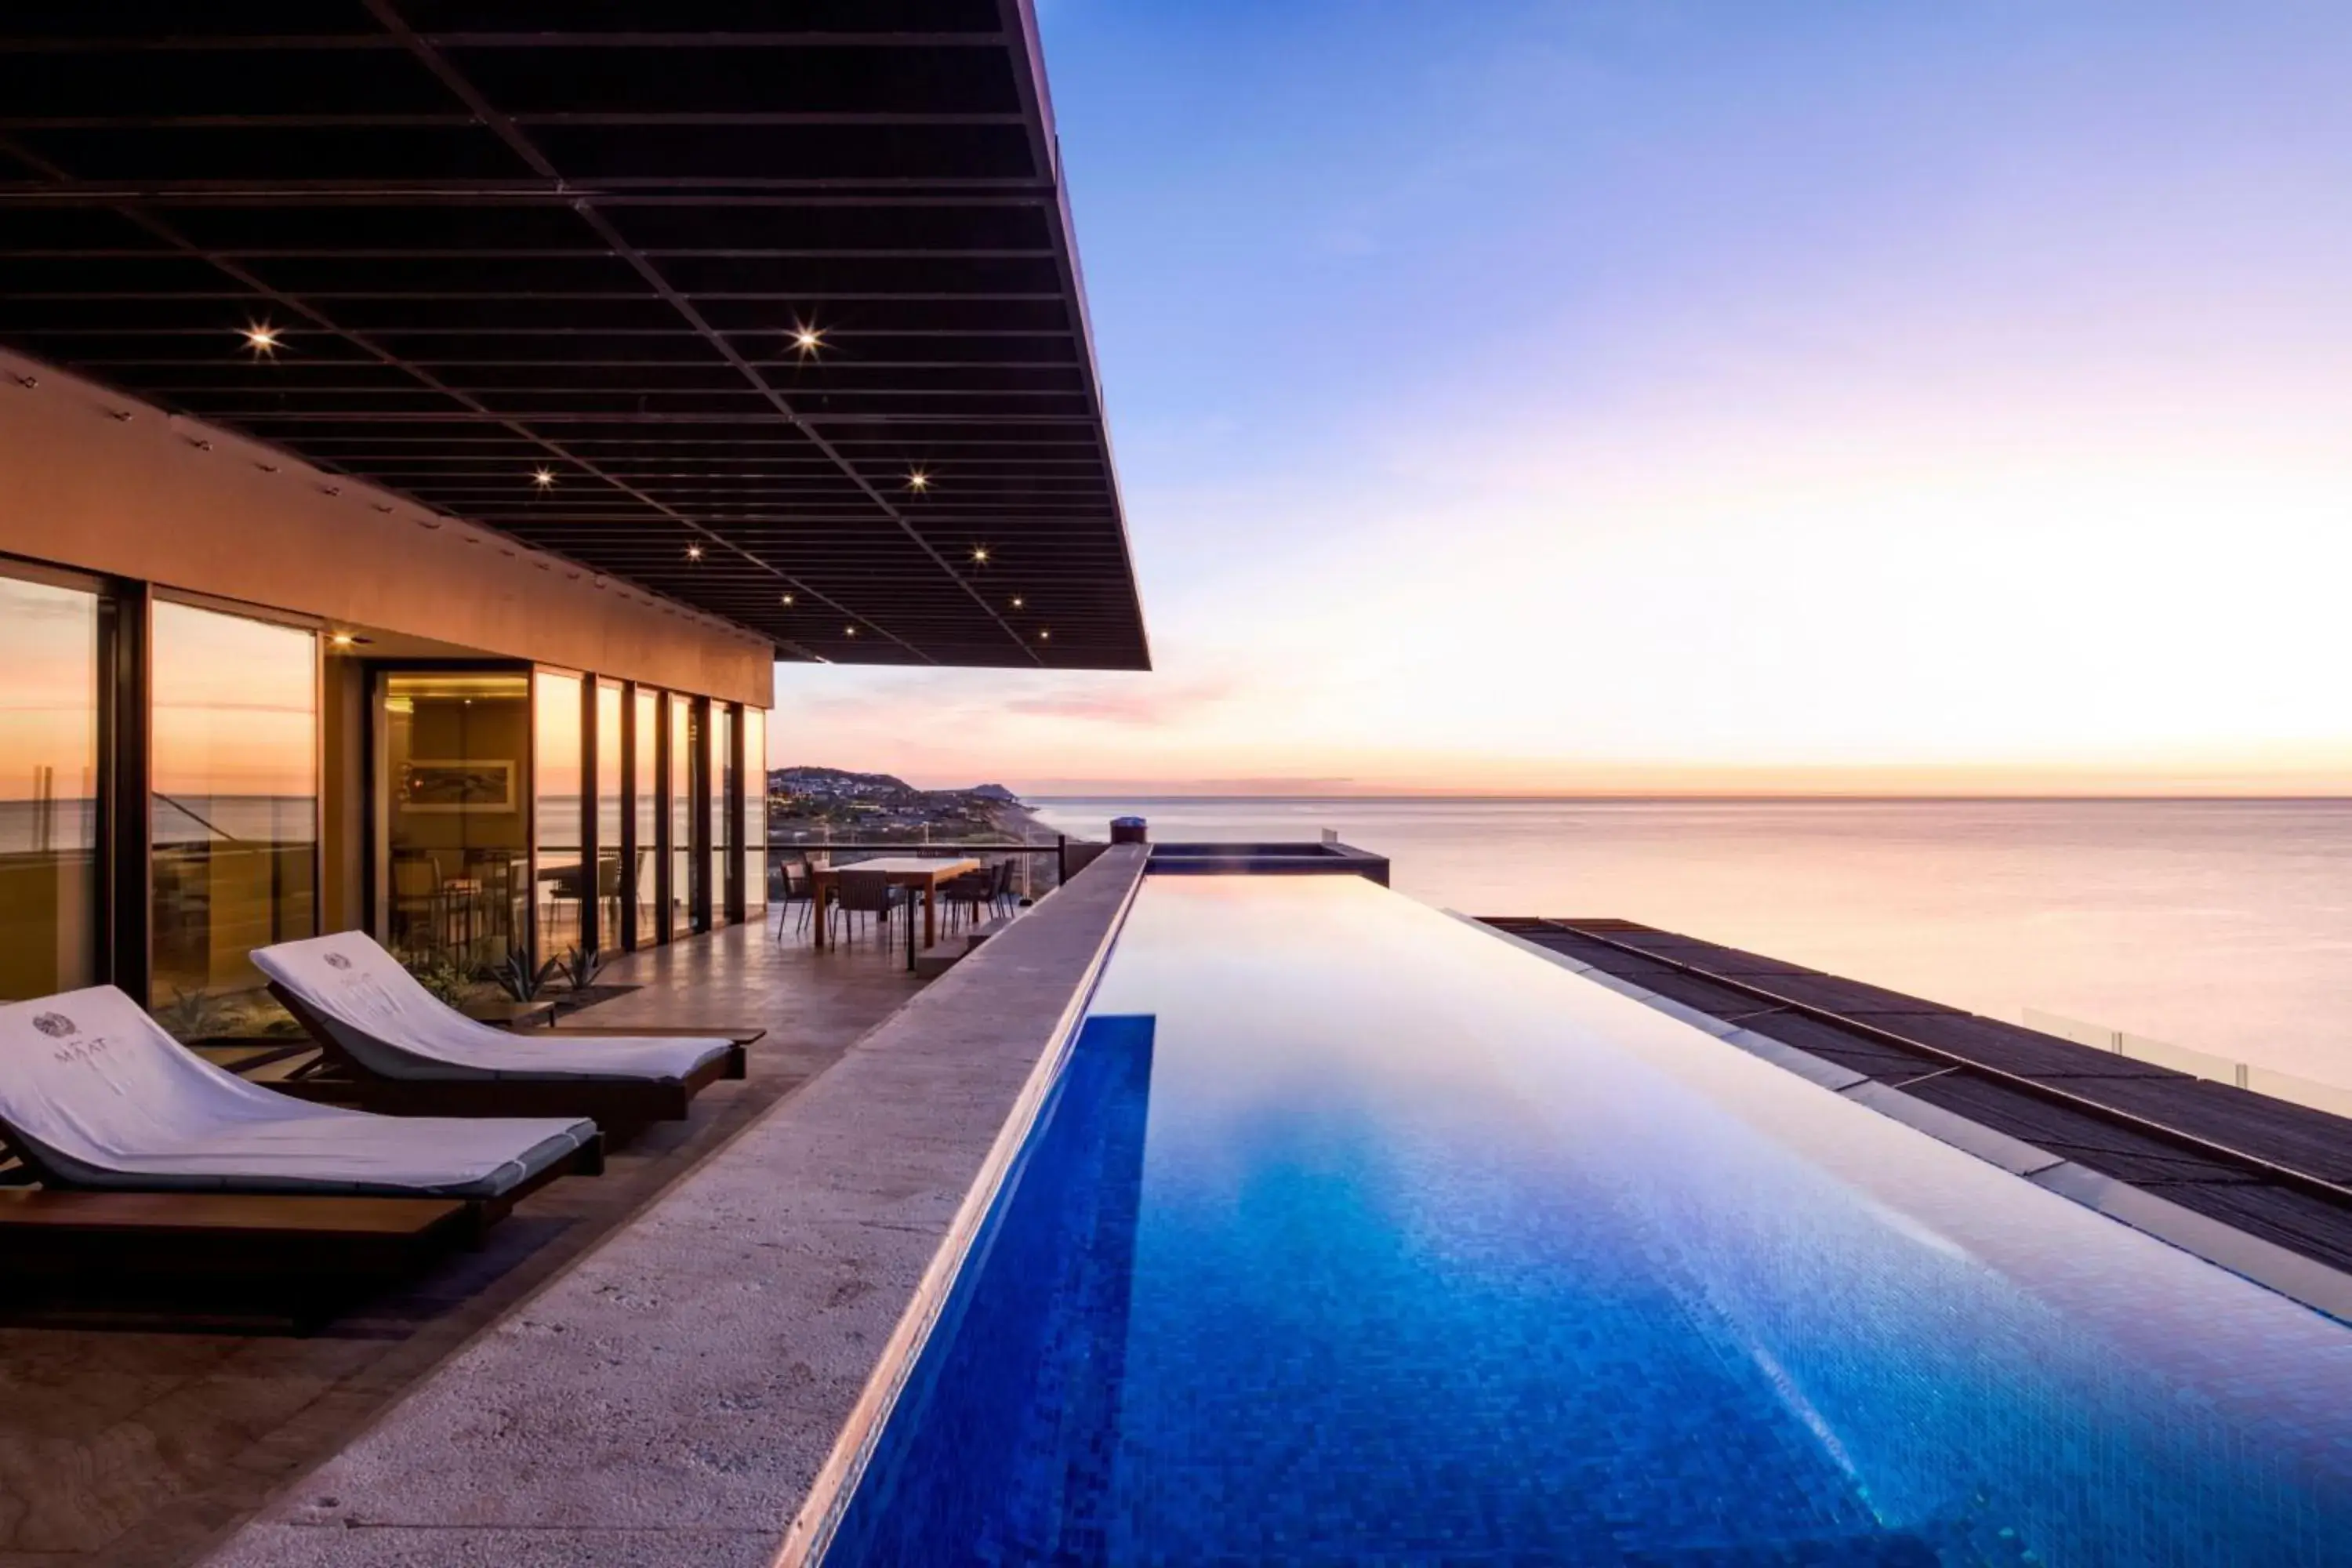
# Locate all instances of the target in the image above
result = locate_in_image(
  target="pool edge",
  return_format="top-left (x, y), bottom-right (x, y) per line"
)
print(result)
top-left (776, 848), bottom-right (1151, 1567)
top-left (1450, 909), bottom-right (2352, 1328)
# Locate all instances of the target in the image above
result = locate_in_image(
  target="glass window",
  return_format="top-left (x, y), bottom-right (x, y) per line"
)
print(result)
top-left (670, 695), bottom-right (693, 938)
top-left (151, 601), bottom-right (318, 1022)
top-left (383, 670), bottom-right (530, 971)
top-left (710, 702), bottom-right (731, 927)
top-left (533, 669), bottom-right (583, 960)
top-left (632, 686), bottom-right (659, 946)
top-left (0, 572), bottom-right (100, 1002)
top-left (594, 678), bottom-right (623, 952)
top-left (743, 706), bottom-right (768, 917)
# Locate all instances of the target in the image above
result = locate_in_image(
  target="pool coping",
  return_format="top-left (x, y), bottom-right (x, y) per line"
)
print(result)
top-left (1456, 912), bottom-right (2352, 1328)
top-left (773, 847), bottom-right (1148, 1565)
top-left (199, 845), bottom-right (1149, 1568)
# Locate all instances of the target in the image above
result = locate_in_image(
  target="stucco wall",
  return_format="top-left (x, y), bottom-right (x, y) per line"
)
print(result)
top-left (0, 347), bottom-right (775, 708)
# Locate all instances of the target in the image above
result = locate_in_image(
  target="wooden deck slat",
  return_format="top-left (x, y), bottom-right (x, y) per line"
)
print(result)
top-left (1735, 971), bottom-right (1965, 1017)
top-left (1888, 1014), bottom-right (2190, 1081)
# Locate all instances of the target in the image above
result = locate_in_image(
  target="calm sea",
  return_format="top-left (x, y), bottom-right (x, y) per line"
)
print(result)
top-left (1029, 797), bottom-right (2352, 1089)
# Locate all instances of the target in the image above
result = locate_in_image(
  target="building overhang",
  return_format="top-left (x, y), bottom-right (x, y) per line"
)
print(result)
top-left (0, 2), bottom-right (1149, 672)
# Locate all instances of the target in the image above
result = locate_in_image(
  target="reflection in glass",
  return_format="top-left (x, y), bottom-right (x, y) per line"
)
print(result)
top-left (534, 669), bottom-right (583, 960)
top-left (633, 686), bottom-right (659, 946)
top-left (151, 601), bottom-right (318, 1014)
top-left (596, 679), bottom-right (623, 949)
top-left (743, 706), bottom-right (768, 917)
top-left (670, 695), bottom-right (693, 938)
top-left (0, 574), bottom-right (100, 1001)
top-left (382, 670), bottom-right (530, 972)
top-left (710, 702), bottom-right (732, 927)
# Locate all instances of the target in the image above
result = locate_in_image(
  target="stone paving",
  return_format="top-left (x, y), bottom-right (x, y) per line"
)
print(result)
top-left (0, 917), bottom-right (924, 1568)
top-left (199, 847), bottom-right (1145, 1568)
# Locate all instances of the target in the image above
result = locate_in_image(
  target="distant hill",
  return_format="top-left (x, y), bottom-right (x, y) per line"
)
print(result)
top-left (768, 767), bottom-right (1020, 806)
top-left (771, 765), bottom-right (915, 796)
top-left (767, 766), bottom-right (1034, 842)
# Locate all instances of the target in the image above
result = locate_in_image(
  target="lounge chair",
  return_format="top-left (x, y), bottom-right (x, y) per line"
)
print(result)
top-left (250, 931), bottom-right (753, 1144)
top-left (0, 985), bottom-right (597, 1211)
top-left (0, 986), bottom-right (602, 1327)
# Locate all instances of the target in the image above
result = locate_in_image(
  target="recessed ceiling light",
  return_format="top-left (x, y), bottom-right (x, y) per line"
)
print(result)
top-left (329, 633), bottom-right (356, 648)
top-left (685, 544), bottom-right (705, 561)
top-left (790, 323), bottom-right (826, 357)
top-left (532, 466), bottom-right (556, 488)
top-left (1011, 596), bottom-right (1025, 609)
top-left (242, 322), bottom-right (280, 355)
top-left (906, 469), bottom-right (931, 493)
top-left (971, 546), bottom-right (989, 564)
top-left (780, 593), bottom-right (795, 606)
top-left (844, 626), bottom-right (858, 637)
top-left (1038, 629), bottom-right (1051, 641)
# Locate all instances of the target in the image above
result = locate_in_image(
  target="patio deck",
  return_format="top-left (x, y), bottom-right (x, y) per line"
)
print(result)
top-left (0, 917), bottom-right (923, 1568)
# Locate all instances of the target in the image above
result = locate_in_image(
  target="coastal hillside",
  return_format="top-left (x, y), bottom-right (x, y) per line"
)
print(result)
top-left (768, 766), bottom-right (1044, 844)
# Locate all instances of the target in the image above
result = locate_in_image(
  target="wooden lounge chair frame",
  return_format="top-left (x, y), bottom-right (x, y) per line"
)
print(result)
top-left (0, 1123), bottom-right (604, 1330)
top-left (264, 981), bottom-right (755, 1146)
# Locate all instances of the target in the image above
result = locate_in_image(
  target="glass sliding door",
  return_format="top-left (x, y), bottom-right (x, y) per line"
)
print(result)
top-left (594, 678), bottom-right (623, 952)
top-left (150, 601), bottom-right (318, 1021)
top-left (632, 685), bottom-right (659, 947)
top-left (743, 706), bottom-right (767, 920)
top-left (669, 694), bottom-right (693, 938)
top-left (710, 702), bottom-right (731, 928)
top-left (0, 571), bottom-right (100, 1002)
top-left (382, 670), bottom-right (530, 970)
top-left (532, 669), bottom-right (584, 961)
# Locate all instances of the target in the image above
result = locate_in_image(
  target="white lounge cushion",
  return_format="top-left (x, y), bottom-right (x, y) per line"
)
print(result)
top-left (252, 931), bottom-right (733, 1084)
top-left (0, 988), bottom-right (592, 1198)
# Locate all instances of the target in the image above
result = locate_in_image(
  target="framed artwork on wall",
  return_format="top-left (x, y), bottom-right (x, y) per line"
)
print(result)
top-left (399, 758), bottom-right (517, 814)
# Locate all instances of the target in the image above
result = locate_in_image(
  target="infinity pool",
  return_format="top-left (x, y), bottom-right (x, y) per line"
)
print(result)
top-left (826, 877), bottom-right (2352, 1565)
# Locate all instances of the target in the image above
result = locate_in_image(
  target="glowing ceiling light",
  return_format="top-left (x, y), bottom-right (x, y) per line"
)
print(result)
top-left (1038, 629), bottom-right (1051, 641)
top-left (685, 544), bottom-right (705, 561)
top-left (844, 626), bottom-right (857, 637)
top-left (1011, 596), bottom-right (1024, 609)
top-left (532, 466), bottom-right (556, 488)
top-left (971, 546), bottom-right (989, 564)
top-left (241, 321), bottom-right (281, 355)
top-left (906, 469), bottom-right (931, 493)
top-left (329, 633), bottom-right (357, 648)
top-left (790, 322), bottom-right (826, 357)
top-left (780, 593), bottom-right (795, 606)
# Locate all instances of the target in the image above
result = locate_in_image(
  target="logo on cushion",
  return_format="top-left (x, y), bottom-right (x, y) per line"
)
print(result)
top-left (31, 1012), bottom-right (76, 1039)
top-left (324, 953), bottom-right (354, 971)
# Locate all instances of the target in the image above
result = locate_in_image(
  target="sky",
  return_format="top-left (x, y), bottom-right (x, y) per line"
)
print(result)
top-left (775, 1), bottom-right (2352, 796)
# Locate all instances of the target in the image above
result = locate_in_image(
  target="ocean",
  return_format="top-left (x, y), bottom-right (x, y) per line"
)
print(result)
top-left (1028, 797), bottom-right (2352, 1090)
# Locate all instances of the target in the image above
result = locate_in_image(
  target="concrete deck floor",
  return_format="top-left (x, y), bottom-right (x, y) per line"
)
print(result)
top-left (0, 918), bottom-right (924, 1568)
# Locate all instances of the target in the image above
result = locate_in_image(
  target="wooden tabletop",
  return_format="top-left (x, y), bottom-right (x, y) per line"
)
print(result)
top-left (819, 857), bottom-right (980, 880)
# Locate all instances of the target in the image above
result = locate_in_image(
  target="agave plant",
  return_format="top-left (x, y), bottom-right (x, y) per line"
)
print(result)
top-left (398, 948), bottom-right (472, 1009)
top-left (552, 943), bottom-right (609, 993)
top-left (153, 985), bottom-right (230, 1042)
top-left (483, 946), bottom-right (562, 1004)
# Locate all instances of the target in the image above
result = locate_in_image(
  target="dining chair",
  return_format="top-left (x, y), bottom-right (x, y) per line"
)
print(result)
top-left (942, 867), bottom-right (993, 931)
top-left (390, 856), bottom-right (440, 952)
top-left (830, 869), bottom-right (903, 947)
top-left (773, 857), bottom-right (815, 943)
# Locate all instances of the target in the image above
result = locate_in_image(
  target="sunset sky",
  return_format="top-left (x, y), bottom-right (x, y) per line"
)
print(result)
top-left (775, 1), bottom-right (2352, 795)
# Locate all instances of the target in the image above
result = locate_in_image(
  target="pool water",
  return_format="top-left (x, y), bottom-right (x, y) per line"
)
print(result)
top-left (826, 877), bottom-right (2352, 1566)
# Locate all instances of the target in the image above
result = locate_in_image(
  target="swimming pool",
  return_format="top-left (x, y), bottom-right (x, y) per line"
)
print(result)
top-left (822, 876), bottom-right (2352, 1565)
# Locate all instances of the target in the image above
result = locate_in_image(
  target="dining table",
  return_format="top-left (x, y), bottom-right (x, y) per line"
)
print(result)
top-left (810, 856), bottom-right (981, 961)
